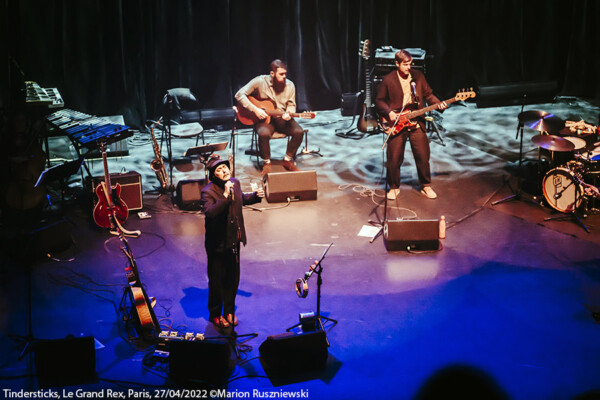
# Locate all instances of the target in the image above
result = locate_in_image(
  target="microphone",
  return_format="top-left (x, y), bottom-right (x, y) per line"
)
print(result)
top-left (411, 81), bottom-right (418, 103)
top-left (224, 179), bottom-right (234, 201)
top-left (304, 265), bottom-right (316, 280)
top-left (554, 192), bottom-right (562, 200)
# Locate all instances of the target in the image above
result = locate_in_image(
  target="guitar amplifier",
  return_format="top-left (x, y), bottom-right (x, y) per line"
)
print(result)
top-left (374, 47), bottom-right (426, 82)
top-left (89, 171), bottom-right (143, 211)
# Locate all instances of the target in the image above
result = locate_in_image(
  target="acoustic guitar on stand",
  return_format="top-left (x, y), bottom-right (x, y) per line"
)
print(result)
top-left (118, 231), bottom-right (159, 339)
top-left (381, 89), bottom-right (476, 136)
top-left (236, 96), bottom-right (316, 125)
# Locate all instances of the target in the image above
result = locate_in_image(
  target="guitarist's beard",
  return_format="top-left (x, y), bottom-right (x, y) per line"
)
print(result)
top-left (273, 79), bottom-right (286, 93)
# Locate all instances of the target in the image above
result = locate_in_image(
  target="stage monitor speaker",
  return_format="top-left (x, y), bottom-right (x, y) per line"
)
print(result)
top-left (263, 170), bottom-right (317, 203)
top-left (384, 219), bottom-right (440, 251)
top-left (259, 330), bottom-right (328, 375)
top-left (169, 339), bottom-right (232, 384)
top-left (29, 218), bottom-right (72, 257)
top-left (90, 171), bottom-right (143, 211)
top-left (176, 179), bottom-right (205, 211)
top-left (34, 336), bottom-right (96, 388)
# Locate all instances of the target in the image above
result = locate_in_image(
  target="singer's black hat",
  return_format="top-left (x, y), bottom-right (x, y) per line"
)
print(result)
top-left (206, 157), bottom-right (230, 174)
top-left (206, 156), bottom-right (230, 184)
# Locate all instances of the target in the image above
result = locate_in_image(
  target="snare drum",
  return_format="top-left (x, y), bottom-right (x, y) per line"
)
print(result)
top-left (542, 167), bottom-right (584, 213)
top-left (564, 137), bottom-right (587, 153)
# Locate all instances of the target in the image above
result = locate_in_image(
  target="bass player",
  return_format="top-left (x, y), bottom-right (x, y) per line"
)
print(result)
top-left (235, 59), bottom-right (304, 176)
top-left (375, 49), bottom-right (447, 200)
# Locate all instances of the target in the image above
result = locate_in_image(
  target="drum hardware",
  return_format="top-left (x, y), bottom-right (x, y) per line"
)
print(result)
top-left (492, 110), bottom-right (565, 207)
top-left (542, 167), bottom-right (590, 233)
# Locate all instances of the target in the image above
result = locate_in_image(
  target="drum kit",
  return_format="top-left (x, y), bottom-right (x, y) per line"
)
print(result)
top-left (521, 110), bottom-right (600, 231)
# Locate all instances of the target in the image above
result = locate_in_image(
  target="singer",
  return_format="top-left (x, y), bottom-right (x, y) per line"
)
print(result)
top-left (201, 157), bottom-right (264, 328)
top-left (375, 49), bottom-right (447, 200)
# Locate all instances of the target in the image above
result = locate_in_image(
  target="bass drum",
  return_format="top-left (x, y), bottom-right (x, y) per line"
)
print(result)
top-left (542, 167), bottom-right (584, 213)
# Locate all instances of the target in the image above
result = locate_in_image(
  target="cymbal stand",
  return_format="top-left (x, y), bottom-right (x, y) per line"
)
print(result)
top-left (492, 111), bottom-right (539, 206)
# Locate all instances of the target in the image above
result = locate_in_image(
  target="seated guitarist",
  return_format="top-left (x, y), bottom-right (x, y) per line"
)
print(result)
top-left (375, 50), bottom-right (447, 200)
top-left (235, 59), bottom-right (304, 175)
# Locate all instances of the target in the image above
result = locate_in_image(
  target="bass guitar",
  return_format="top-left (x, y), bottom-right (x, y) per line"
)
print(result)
top-left (92, 141), bottom-right (129, 228)
top-left (381, 89), bottom-right (476, 136)
top-left (357, 39), bottom-right (378, 133)
top-left (236, 96), bottom-right (316, 125)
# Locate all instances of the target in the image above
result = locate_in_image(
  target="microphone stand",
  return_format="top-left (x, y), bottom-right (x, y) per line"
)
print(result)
top-left (225, 192), bottom-right (258, 358)
top-left (287, 244), bottom-right (337, 346)
top-left (492, 95), bottom-right (540, 207)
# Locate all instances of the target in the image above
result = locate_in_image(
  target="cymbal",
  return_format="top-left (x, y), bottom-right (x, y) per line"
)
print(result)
top-left (518, 110), bottom-right (565, 134)
top-left (532, 134), bottom-right (575, 152)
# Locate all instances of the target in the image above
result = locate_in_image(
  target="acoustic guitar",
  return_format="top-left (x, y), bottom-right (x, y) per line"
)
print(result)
top-left (119, 233), bottom-right (159, 337)
top-left (92, 141), bottom-right (129, 228)
top-left (381, 89), bottom-right (476, 136)
top-left (236, 96), bottom-right (316, 125)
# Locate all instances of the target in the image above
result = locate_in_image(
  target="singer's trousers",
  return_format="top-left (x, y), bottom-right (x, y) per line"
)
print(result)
top-left (386, 125), bottom-right (431, 189)
top-left (206, 245), bottom-right (240, 319)
top-left (255, 118), bottom-right (304, 160)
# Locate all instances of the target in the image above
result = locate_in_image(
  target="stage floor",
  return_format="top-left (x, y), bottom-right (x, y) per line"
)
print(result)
top-left (2, 99), bottom-right (600, 399)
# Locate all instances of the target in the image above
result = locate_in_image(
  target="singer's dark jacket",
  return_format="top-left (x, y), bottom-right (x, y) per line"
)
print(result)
top-left (375, 69), bottom-right (440, 131)
top-left (201, 178), bottom-right (261, 252)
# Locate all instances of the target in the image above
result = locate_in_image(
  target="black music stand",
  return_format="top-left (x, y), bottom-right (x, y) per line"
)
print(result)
top-left (35, 157), bottom-right (85, 203)
top-left (184, 141), bottom-right (228, 181)
top-left (35, 157), bottom-right (85, 188)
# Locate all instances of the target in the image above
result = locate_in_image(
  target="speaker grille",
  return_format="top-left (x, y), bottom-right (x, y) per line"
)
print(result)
top-left (384, 219), bottom-right (440, 251)
top-left (259, 330), bottom-right (328, 375)
top-left (169, 339), bottom-right (231, 383)
top-left (34, 336), bottom-right (96, 388)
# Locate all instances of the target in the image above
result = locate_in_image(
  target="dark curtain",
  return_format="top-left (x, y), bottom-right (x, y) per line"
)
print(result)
top-left (2, 0), bottom-right (599, 128)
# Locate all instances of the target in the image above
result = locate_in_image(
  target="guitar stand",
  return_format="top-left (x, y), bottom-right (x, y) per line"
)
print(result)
top-left (298, 129), bottom-right (322, 158)
top-left (336, 92), bottom-right (367, 140)
top-left (426, 115), bottom-right (445, 146)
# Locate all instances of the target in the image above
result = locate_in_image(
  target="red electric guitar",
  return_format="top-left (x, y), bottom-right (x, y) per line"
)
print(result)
top-left (92, 141), bottom-right (129, 228)
top-left (381, 89), bottom-right (476, 136)
top-left (236, 96), bottom-right (316, 125)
